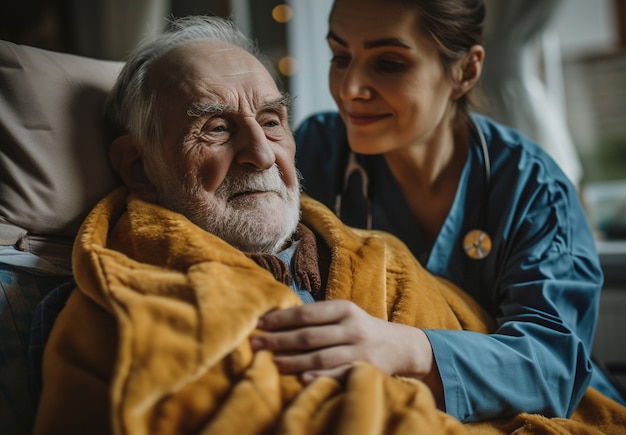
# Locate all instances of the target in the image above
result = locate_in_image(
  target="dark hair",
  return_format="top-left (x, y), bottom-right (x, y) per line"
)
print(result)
top-left (407, 0), bottom-right (485, 72)
top-left (330, 0), bottom-right (486, 123)
top-left (407, 0), bottom-right (485, 121)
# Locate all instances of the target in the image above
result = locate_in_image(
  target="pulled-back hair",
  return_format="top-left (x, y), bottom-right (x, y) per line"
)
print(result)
top-left (105, 15), bottom-right (264, 151)
top-left (407, 0), bottom-right (485, 122)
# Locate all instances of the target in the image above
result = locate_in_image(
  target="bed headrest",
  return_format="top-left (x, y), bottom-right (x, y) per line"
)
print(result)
top-left (0, 40), bottom-right (123, 269)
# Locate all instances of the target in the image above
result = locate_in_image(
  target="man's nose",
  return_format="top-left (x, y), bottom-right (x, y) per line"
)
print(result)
top-left (339, 64), bottom-right (373, 101)
top-left (235, 119), bottom-right (276, 170)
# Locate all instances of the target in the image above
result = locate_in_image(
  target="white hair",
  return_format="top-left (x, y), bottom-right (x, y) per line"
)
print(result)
top-left (105, 15), bottom-right (271, 153)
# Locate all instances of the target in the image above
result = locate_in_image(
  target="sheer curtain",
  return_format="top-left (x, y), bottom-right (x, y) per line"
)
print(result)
top-left (69, 0), bottom-right (170, 60)
top-left (286, 0), bottom-right (336, 128)
top-left (482, 0), bottom-right (583, 186)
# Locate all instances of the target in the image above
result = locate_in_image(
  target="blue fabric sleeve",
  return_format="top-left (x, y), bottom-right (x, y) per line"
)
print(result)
top-left (425, 162), bottom-right (602, 421)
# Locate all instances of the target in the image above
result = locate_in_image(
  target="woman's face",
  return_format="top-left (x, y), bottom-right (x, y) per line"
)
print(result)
top-left (328, 0), bottom-right (458, 154)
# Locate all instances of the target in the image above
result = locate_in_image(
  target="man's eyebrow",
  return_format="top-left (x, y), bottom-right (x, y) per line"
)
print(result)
top-left (327, 30), bottom-right (412, 50)
top-left (186, 94), bottom-right (292, 118)
top-left (187, 101), bottom-right (235, 118)
top-left (260, 93), bottom-right (293, 113)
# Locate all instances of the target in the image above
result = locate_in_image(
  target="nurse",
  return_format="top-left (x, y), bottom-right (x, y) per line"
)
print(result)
top-left (255, 0), bottom-right (624, 422)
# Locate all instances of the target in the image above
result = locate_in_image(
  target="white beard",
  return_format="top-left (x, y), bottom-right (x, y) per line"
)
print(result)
top-left (157, 165), bottom-right (301, 254)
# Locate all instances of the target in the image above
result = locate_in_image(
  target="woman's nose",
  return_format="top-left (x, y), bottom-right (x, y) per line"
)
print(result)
top-left (339, 64), bottom-right (372, 101)
top-left (235, 119), bottom-right (276, 170)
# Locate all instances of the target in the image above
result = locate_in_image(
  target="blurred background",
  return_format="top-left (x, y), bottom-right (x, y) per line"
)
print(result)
top-left (1, 0), bottom-right (625, 379)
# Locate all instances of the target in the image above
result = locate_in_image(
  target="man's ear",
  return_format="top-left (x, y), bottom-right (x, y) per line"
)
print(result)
top-left (451, 44), bottom-right (485, 100)
top-left (109, 135), bottom-right (158, 202)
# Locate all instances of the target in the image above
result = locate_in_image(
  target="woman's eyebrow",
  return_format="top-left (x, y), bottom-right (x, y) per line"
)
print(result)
top-left (327, 30), bottom-right (412, 50)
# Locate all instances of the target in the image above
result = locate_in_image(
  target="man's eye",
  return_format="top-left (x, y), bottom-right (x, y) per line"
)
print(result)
top-left (204, 119), bottom-right (229, 134)
top-left (259, 114), bottom-right (283, 128)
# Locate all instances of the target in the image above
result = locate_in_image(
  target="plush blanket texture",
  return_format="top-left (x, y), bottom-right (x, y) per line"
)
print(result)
top-left (34, 187), bottom-right (626, 434)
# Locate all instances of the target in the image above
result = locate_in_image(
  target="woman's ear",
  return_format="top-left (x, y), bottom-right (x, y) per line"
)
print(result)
top-left (109, 135), bottom-right (158, 202)
top-left (451, 45), bottom-right (485, 100)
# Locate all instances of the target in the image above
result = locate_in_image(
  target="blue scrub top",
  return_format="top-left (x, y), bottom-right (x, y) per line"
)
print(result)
top-left (295, 111), bottom-right (622, 422)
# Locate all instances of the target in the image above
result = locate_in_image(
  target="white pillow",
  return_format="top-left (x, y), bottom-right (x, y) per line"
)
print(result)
top-left (0, 40), bottom-right (123, 269)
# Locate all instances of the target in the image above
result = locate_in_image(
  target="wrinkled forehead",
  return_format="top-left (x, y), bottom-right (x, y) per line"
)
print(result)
top-left (148, 40), bottom-right (280, 106)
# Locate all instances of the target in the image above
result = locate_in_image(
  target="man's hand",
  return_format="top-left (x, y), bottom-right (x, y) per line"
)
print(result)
top-left (250, 300), bottom-right (435, 384)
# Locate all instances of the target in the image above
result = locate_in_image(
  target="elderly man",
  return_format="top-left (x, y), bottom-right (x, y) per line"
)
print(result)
top-left (32, 15), bottom-right (624, 435)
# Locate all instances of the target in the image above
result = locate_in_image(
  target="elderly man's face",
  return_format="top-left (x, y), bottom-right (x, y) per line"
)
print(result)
top-left (144, 40), bottom-right (300, 254)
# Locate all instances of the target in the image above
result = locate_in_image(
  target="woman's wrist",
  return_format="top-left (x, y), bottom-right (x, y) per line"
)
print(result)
top-left (396, 326), bottom-right (445, 410)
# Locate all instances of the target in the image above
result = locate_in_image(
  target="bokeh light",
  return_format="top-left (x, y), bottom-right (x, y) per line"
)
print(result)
top-left (278, 56), bottom-right (299, 76)
top-left (272, 4), bottom-right (293, 23)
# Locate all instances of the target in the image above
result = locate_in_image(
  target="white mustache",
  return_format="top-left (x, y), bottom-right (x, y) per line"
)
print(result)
top-left (216, 165), bottom-right (286, 200)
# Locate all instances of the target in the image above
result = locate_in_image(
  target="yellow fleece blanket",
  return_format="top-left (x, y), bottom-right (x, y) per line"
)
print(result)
top-left (34, 187), bottom-right (626, 434)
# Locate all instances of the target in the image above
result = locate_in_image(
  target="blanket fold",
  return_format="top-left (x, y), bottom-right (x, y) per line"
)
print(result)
top-left (34, 187), bottom-right (626, 434)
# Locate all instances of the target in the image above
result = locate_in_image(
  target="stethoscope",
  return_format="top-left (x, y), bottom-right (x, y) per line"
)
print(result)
top-left (335, 118), bottom-right (492, 260)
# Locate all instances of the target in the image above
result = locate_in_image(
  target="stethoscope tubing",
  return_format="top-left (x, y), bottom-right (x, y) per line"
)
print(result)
top-left (335, 117), bottom-right (492, 259)
top-left (335, 151), bottom-right (373, 229)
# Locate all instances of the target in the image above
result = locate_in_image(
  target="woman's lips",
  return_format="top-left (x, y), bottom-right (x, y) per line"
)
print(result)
top-left (346, 112), bottom-right (390, 126)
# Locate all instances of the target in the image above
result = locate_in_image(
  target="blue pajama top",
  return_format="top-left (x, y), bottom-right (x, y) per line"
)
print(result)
top-left (294, 111), bottom-right (622, 422)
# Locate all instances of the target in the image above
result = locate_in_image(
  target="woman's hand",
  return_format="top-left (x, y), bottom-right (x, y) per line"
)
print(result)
top-left (250, 300), bottom-right (435, 385)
